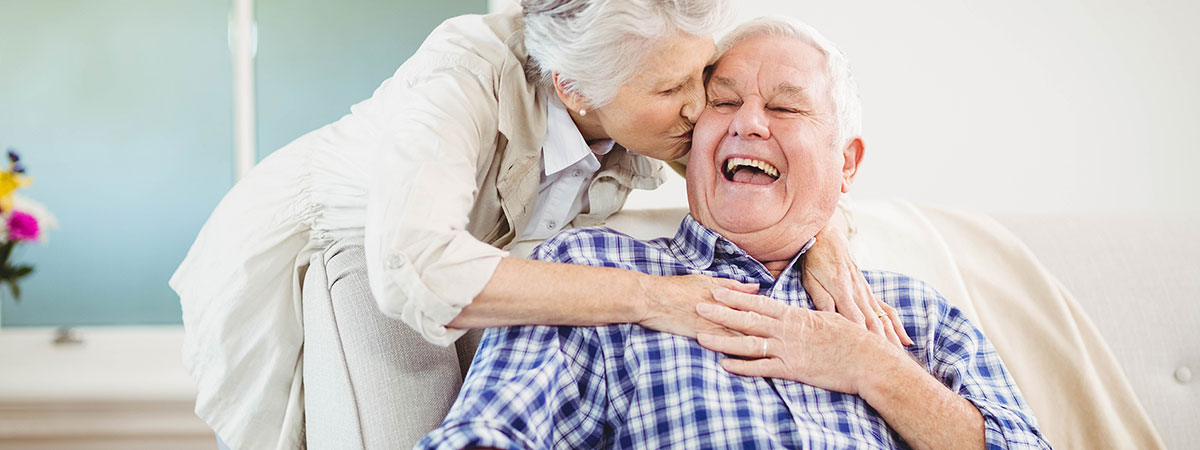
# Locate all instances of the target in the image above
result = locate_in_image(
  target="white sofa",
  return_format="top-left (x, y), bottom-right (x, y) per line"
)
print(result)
top-left (299, 200), bottom-right (1197, 449)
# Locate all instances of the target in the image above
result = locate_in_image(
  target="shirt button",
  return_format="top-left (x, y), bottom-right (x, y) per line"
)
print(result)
top-left (385, 254), bottom-right (405, 269)
top-left (571, 169), bottom-right (582, 177)
top-left (1176, 366), bottom-right (1193, 384)
top-left (546, 221), bottom-right (557, 230)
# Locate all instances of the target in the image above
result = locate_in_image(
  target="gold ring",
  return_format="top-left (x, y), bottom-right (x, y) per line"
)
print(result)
top-left (875, 310), bottom-right (887, 319)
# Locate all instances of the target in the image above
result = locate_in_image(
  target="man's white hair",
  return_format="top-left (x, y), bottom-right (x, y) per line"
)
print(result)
top-left (522, 0), bottom-right (734, 107)
top-left (717, 16), bottom-right (863, 148)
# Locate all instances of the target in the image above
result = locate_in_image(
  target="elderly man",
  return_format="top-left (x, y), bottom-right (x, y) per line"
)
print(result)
top-left (419, 16), bottom-right (1049, 450)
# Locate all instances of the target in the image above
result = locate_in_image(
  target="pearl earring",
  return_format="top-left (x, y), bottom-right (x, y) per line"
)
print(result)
top-left (579, 109), bottom-right (587, 116)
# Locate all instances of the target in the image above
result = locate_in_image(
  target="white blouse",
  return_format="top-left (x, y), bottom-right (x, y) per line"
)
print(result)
top-left (519, 99), bottom-right (615, 242)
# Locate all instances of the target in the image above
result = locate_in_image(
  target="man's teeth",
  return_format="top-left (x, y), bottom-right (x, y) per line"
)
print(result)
top-left (725, 157), bottom-right (779, 178)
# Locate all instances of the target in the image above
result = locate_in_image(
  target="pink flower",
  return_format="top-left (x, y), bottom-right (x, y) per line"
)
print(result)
top-left (8, 210), bottom-right (40, 242)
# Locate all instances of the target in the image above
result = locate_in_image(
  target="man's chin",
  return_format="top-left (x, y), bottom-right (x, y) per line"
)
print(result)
top-left (706, 208), bottom-right (783, 237)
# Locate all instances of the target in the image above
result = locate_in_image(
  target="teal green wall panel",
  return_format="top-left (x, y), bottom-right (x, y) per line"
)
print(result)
top-left (0, 0), bottom-right (235, 326)
top-left (0, 0), bottom-right (485, 326)
top-left (255, 0), bottom-right (487, 157)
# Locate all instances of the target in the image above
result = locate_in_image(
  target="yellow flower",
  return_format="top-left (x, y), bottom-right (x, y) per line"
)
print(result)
top-left (0, 172), bottom-right (32, 212)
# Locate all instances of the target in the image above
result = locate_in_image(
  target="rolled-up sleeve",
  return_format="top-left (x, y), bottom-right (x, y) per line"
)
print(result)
top-left (926, 299), bottom-right (1053, 449)
top-left (365, 55), bottom-right (509, 346)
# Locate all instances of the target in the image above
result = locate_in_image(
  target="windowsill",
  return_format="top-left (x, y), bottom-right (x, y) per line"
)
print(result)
top-left (0, 326), bottom-right (211, 447)
top-left (0, 325), bottom-right (196, 402)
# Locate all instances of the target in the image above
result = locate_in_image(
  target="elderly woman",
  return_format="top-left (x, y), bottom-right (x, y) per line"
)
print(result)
top-left (171, 1), bottom-right (908, 449)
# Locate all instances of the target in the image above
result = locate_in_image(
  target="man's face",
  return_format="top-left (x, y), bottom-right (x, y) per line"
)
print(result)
top-left (686, 35), bottom-right (862, 262)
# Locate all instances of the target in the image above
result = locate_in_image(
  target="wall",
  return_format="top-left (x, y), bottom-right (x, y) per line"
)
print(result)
top-left (0, 0), bottom-right (234, 326)
top-left (254, 0), bottom-right (486, 157)
top-left (494, 0), bottom-right (1200, 216)
top-left (0, 0), bottom-right (486, 327)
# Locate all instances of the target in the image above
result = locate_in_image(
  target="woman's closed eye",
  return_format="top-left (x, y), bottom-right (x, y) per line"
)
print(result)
top-left (660, 84), bottom-right (684, 95)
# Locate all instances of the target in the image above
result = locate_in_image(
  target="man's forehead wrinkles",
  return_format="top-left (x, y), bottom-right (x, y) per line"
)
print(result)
top-left (709, 74), bottom-right (741, 91)
top-left (768, 82), bottom-right (811, 102)
top-left (709, 61), bottom-right (811, 100)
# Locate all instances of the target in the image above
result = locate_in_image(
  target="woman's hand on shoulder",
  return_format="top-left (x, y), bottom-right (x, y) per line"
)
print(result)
top-left (803, 223), bottom-right (913, 347)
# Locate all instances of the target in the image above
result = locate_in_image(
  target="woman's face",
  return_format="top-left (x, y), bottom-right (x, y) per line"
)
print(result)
top-left (591, 32), bottom-right (717, 161)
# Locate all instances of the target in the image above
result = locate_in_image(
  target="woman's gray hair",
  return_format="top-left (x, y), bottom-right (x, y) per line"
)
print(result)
top-left (522, 0), bottom-right (733, 107)
top-left (717, 16), bottom-right (863, 148)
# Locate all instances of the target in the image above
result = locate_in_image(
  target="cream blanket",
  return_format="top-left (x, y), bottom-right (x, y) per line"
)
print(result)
top-left (602, 199), bottom-right (1165, 449)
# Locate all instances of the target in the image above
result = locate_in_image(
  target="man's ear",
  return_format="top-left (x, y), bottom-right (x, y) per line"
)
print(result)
top-left (840, 137), bottom-right (864, 194)
top-left (552, 73), bottom-right (589, 113)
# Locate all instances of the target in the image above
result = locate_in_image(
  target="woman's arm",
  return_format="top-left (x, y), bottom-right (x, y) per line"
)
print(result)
top-left (450, 257), bottom-right (759, 338)
top-left (365, 57), bottom-right (510, 346)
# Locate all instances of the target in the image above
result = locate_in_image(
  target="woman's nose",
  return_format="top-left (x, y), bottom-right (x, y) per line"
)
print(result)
top-left (680, 80), bottom-right (705, 124)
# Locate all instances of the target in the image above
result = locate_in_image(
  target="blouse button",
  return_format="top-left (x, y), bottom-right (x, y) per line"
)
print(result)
top-left (571, 169), bottom-right (582, 177)
top-left (385, 254), bottom-right (405, 269)
top-left (546, 221), bottom-right (557, 230)
top-left (1176, 366), bottom-right (1193, 384)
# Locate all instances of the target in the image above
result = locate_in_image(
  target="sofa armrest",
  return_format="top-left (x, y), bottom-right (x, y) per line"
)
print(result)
top-left (302, 239), bottom-right (480, 449)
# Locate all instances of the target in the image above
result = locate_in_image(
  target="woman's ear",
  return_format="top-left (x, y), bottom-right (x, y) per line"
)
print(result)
top-left (552, 73), bottom-right (589, 114)
top-left (840, 137), bottom-right (865, 194)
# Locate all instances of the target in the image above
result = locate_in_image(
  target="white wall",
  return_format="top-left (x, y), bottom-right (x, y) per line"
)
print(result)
top-left (494, 0), bottom-right (1200, 215)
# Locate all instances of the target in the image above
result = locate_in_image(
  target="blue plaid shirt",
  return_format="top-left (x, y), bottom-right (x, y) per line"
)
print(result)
top-left (418, 215), bottom-right (1050, 449)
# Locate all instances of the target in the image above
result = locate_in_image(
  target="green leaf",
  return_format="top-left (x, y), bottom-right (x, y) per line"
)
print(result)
top-left (8, 280), bottom-right (20, 301)
top-left (10, 265), bottom-right (32, 279)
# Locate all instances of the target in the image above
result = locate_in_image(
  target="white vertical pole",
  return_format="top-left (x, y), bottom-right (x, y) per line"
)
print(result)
top-left (230, 0), bottom-right (257, 180)
top-left (489, 0), bottom-right (518, 14)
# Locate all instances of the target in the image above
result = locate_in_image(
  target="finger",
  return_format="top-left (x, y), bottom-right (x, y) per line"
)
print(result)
top-left (699, 325), bottom-right (741, 338)
top-left (879, 313), bottom-right (902, 347)
top-left (710, 289), bottom-right (788, 319)
top-left (883, 304), bottom-right (913, 346)
top-left (696, 302), bottom-right (774, 335)
top-left (863, 311), bottom-right (886, 337)
top-left (719, 357), bottom-right (783, 379)
top-left (851, 280), bottom-right (886, 336)
top-left (831, 279), bottom-right (867, 327)
top-left (803, 270), bottom-right (837, 312)
top-left (712, 277), bottom-right (760, 294)
top-left (697, 333), bottom-right (773, 359)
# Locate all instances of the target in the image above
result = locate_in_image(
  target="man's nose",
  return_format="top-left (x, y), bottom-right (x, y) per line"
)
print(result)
top-left (680, 79), bottom-right (705, 124)
top-left (731, 103), bottom-right (770, 139)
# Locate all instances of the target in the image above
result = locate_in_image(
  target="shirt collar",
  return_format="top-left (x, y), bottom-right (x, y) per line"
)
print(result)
top-left (670, 214), bottom-right (816, 278)
top-left (542, 100), bottom-right (612, 176)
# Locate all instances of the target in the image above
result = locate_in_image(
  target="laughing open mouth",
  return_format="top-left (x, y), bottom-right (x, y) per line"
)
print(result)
top-left (723, 157), bottom-right (780, 185)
